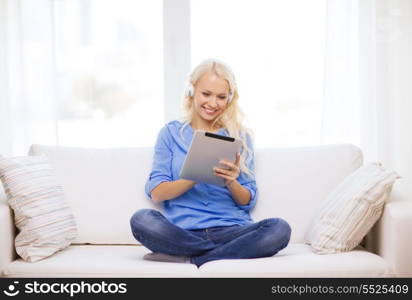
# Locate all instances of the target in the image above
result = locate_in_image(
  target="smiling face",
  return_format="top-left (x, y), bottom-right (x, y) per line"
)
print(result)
top-left (191, 71), bottom-right (230, 129)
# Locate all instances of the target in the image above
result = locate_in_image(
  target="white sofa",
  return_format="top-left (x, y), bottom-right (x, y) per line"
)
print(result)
top-left (1, 143), bottom-right (411, 278)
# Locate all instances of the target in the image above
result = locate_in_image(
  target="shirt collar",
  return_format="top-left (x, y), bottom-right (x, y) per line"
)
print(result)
top-left (186, 121), bottom-right (226, 136)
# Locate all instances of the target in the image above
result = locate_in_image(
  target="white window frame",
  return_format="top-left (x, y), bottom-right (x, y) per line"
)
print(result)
top-left (163, 0), bottom-right (191, 122)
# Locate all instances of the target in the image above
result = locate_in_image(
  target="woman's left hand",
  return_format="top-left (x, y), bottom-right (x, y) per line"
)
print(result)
top-left (213, 152), bottom-right (241, 187)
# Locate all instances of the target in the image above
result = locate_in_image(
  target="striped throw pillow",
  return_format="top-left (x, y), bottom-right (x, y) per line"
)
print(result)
top-left (0, 154), bottom-right (78, 262)
top-left (304, 162), bottom-right (400, 254)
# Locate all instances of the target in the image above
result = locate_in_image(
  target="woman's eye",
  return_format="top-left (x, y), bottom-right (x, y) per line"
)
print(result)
top-left (219, 96), bottom-right (226, 100)
top-left (202, 92), bottom-right (210, 96)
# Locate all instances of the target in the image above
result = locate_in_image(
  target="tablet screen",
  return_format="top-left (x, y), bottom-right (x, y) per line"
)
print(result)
top-left (179, 130), bottom-right (242, 186)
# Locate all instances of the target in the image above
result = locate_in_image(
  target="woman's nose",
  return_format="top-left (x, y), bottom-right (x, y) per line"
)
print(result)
top-left (208, 96), bottom-right (218, 106)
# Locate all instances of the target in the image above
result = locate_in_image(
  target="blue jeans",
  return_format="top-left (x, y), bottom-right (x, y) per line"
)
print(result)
top-left (129, 209), bottom-right (291, 268)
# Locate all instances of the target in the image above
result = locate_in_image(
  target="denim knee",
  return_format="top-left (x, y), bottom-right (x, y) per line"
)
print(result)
top-left (276, 218), bottom-right (292, 246)
top-left (130, 208), bottom-right (159, 232)
top-left (262, 218), bottom-right (292, 249)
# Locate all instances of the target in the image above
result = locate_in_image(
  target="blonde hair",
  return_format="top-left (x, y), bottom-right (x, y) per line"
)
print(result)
top-left (178, 59), bottom-right (255, 179)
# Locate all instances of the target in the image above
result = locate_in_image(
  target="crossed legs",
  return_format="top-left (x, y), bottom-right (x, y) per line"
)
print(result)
top-left (130, 209), bottom-right (291, 267)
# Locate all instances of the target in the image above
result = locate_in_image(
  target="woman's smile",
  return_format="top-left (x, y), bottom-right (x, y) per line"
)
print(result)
top-left (201, 105), bottom-right (218, 115)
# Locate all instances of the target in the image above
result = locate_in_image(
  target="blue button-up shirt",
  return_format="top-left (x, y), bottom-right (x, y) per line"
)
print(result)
top-left (144, 120), bottom-right (258, 230)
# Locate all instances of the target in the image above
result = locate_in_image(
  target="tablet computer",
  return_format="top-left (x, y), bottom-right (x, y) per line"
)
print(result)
top-left (179, 130), bottom-right (242, 186)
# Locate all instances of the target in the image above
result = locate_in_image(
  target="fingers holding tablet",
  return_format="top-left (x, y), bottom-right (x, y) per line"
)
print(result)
top-left (213, 152), bottom-right (241, 185)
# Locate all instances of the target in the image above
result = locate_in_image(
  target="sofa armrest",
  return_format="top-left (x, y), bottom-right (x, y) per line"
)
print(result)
top-left (0, 199), bottom-right (17, 277)
top-left (366, 198), bottom-right (412, 277)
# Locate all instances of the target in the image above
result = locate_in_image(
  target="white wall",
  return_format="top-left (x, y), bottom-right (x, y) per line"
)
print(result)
top-left (379, 1), bottom-right (412, 202)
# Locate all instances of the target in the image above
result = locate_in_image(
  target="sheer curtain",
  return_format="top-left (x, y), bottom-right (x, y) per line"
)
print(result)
top-left (321, 0), bottom-right (412, 201)
top-left (0, 0), bottom-right (58, 157)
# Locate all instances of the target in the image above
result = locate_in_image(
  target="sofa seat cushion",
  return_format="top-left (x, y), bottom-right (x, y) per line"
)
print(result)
top-left (199, 244), bottom-right (393, 277)
top-left (3, 244), bottom-right (392, 278)
top-left (3, 245), bottom-right (199, 278)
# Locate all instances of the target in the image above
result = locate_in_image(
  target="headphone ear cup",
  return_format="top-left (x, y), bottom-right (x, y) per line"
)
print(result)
top-left (228, 92), bottom-right (233, 103)
top-left (186, 83), bottom-right (194, 97)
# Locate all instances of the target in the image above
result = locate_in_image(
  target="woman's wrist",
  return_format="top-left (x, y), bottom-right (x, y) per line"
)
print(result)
top-left (226, 179), bottom-right (250, 206)
top-left (180, 178), bottom-right (196, 187)
top-left (226, 179), bottom-right (237, 189)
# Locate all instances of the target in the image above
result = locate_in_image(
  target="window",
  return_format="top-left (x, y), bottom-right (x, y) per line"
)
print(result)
top-left (54, 0), bottom-right (163, 147)
top-left (191, 0), bottom-right (326, 147)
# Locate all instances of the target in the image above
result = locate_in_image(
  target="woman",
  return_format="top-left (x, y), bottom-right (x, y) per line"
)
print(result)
top-left (130, 59), bottom-right (291, 268)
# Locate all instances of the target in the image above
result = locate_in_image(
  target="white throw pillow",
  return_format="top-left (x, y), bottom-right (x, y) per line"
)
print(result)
top-left (0, 154), bottom-right (78, 262)
top-left (304, 162), bottom-right (400, 254)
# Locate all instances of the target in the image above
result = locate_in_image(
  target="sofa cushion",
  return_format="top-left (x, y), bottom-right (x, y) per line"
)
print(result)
top-left (2, 245), bottom-right (199, 278)
top-left (304, 162), bottom-right (400, 254)
top-left (198, 244), bottom-right (392, 277)
top-left (2, 244), bottom-right (392, 278)
top-left (0, 154), bottom-right (78, 262)
top-left (28, 143), bottom-right (363, 245)
top-left (28, 145), bottom-right (161, 245)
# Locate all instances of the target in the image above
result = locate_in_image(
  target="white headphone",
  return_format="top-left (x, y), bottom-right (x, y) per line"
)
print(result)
top-left (185, 82), bottom-right (234, 103)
